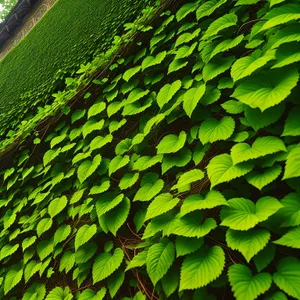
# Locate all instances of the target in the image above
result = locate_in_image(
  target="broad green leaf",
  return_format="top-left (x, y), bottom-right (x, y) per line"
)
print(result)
top-left (37, 218), bottom-right (52, 237)
top-left (231, 50), bottom-right (275, 82)
top-left (156, 131), bottom-right (186, 154)
top-left (43, 148), bottom-right (61, 166)
top-left (231, 136), bottom-right (286, 165)
top-left (22, 236), bottom-right (37, 252)
top-left (161, 265), bottom-right (179, 297)
top-left (207, 154), bottom-right (254, 189)
top-left (125, 250), bottom-right (147, 271)
top-left (232, 68), bottom-right (299, 111)
top-left (221, 100), bottom-right (244, 114)
top-left (4, 264), bottom-right (23, 294)
top-left (75, 224), bottom-right (97, 251)
top-left (168, 59), bottom-right (188, 74)
top-left (141, 51), bottom-right (167, 71)
top-left (162, 149), bottom-right (192, 174)
top-left (54, 225), bottom-right (71, 245)
top-left (134, 173), bottom-right (164, 201)
top-left (88, 101), bottom-right (106, 119)
top-left (59, 251), bottom-right (75, 273)
top-left (181, 190), bottom-right (228, 216)
top-left (78, 288), bottom-right (106, 300)
top-left (282, 106), bottom-right (300, 136)
top-left (107, 270), bottom-right (124, 298)
top-left (132, 155), bottom-right (163, 171)
top-left (71, 109), bottom-right (86, 124)
top-left (123, 66), bottom-right (141, 82)
top-left (253, 243), bottom-right (276, 272)
top-left (157, 80), bottom-right (181, 109)
top-left (146, 241), bottom-right (175, 286)
top-left (96, 193), bottom-right (124, 218)
top-left (45, 286), bottom-right (72, 300)
top-left (244, 103), bottom-right (285, 131)
top-left (283, 143), bottom-right (300, 180)
top-left (183, 83), bottom-right (206, 117)
top-left (220, 196), bottom-right (283, 230)
top-left (90, 134), bottom-right (113, 152)
top-left (259, 4), bottom-right (300, 32)
top-left (109, 155), bottom-right (130, 176)
top-left (99, 197), bottom-right (130, 235)
top-left (0, 244), bottom-right (19, 261)
top-left (176, 2), bottom-right (197, 21)
top-left (175, 42), bottom-right (197, 60)
top-left (22, 283), bottom-right (46, 300)
top-left (272, 43), bottom-right (300, 68)
top-left (93, 248), bottom-right (124, 284)
top-left (276, 192), bottom-right (300, 227)
top-left (37, 239), bottom-right (54, 261)
top-left (175, 28), bottom-right (201, 48)
top-left (228, 264), bottom-right (272, 300)
top-left (165, 211), bottom-right (217, 238)
top-left (202, 13), bottom-right (237, 40)
top-left (226, 228), bottom-right (270, 262)
top-left (273, 257), bottom-right (300, 299)
top-left (115, 138), bottom-right (131, 155)
top-left (203, 56), bottom-right (235, 82)
top-left (75, 242), bottom-right (97, 264)
top-left (196, 0), bottom-right (227, 20)
top-left (82, 119), bottom-right (104, 138)
top-left (199, 116), bottom-right (235, 145)
top-left (77, 155), bottom-right (101, 183)
top-left (48, 196), bottom-right (68, 218)
top-left (145, 193), bottom-right (179, 221)
top-left (171, 169), bottom-right (204, 191)
top-left (119, 173), bottom-right (139, 190)
top-left (124, 88), bottom-right (150, 106)
top-left (175, 236), bottom-right (203, 257)
top-left (246, 165), bottom-right (282, 190)
top-left (180, 246), bottom-right (225, 290)
top-left (274, 227), bottom-right (300, 248)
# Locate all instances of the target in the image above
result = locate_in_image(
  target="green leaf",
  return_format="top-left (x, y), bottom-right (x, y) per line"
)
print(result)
top-left (196, 0), bottom-right (227, 20)
top-left (176, 2), bottom-right (197, 21)
top-left (123, 66), bottom-right (141, 82)
top-left (88, 101), bottom-right (106, 119)
top-left (96, 193), bottom-right (124, 218)
top-left (71, 109), bottom-right (86, 124)
top-left (228, 264), bottom-right (272, 300)
top-left (282, 106), bottom-right (300, 136)
top-left (162, 149), bottom-right (192, 174)
top-left (231, 136), bottom-right (286, 165)
top-left (207, 154), bottom-right (254, 189)
top-left (43, 148), bottom-right (61, 166)
top-left (82, 119), bottom-right (104, 138)
top-left (199, 116), bottom-right (235, 145)
top-left (161, 265), bottom-right (179, 297)
top-left (253, 243), bottom-right (276, 272)
top-left (244, 103), bottom-right (285, 131)
top-left (231, 50), bottom-right (275, 82)
top-left (203, 13), bottom-right (237, 40)
top-left (183, 83), bottom-right (206, 117)
top-left (220, 196), bottom-right (283, 230)
top-left (59, 251), bottom-right (75, 273)
top-left (78, 288), bottom-right (106, 300)
top-left (231, 68), bottom-right (299, 111)
top-left (259, 4), bottom-right (300, 32)
top-left (283, 143), bottom-right (300, 180)
top-left (180, 245), bottom-right (225, 290)
top-left (125, 250), bottom-right (147, 271)
top-left (4, 263), bottom-right (23, 294)
top-left (221, 100), bottom-right (244, 114)
top-left (141, 51), bottom-right (167, 71)
top-left (107, 270), bottom-right (124, 298)
top-left (75, 224), bottom-right (97, 251)
top-left (108, 155), bottom-right (130, 176)
top-left (93, 248), bottom-right (124, 284)
top-left (276, 192), bottom-right (300, 227)
top-left (274, 227), bottom-right (300, 248)
top-left (54, 225), bottom-right (71, 245)
top-left (175, 236), bottom-right (204, 257)
top-left (77, 155), bottom-right (101, 183)
top-left (48, 196), bottom-right (68, 218)
top-left (119, 173), bottom-right (139, 190)
top-left (134, 173), bottom-right (164, 202)
top-left (145, 193), bottom-right (179, 221)
top-left (37, 218), bottom-right (52, 237)
top-left (124, 88), bottom-right (150, 106)
top-left (272, 42), bottom-right (300, 68)
top-left (203, 56), bottom-right (235, 82)
top-left (273, 257), bottom-right (300, 299)
top-left (0, 244), bottom-right (19, 261)
top-left (133, 155), bottom-right (163, 171)
top-left (168, 59), bottom-right (188, 74)
top-left (23, 283), bottom-right (46, 300)
top-left (90, 134), bottom-right (113, 152)
top-left (246, 165), bottom-right (282, 190)
top-left (146, 241), bottom-right (175, 286)
top-left (115, 138), bottom-right (131, 155)
top-left (157, 80), bottom-right (181, 109)
top-left (75, 242), bottom-right (97, 264)
top-left (156, 131), bottom-right (187, 154)
top-left (226, 228), bottom-right (270, 262)
top-left (165, 211), bottom-right (217, 238)
top-left (99, 197), bottom-right (130, 235)
top-left (22, 236), bottom-right (37, 252)
top-left (181, 190), bottom-right (228, 216)
top-left (45, 287), bottom-right (72, 300)
top-left (171, 169), bottom-right (204, 191)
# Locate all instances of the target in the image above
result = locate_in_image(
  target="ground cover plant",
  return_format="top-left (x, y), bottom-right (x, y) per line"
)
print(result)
top-left (0, 0), bottom-right (149, 130)
top-left (0, 0), bottom-right (300, 299)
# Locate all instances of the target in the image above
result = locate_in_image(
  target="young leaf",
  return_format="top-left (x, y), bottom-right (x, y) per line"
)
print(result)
top-left (156, 131), bottom-right (187, 154)
top-left (175, 236), bottom-right (204, 257)
top-left (283, 143), bottom-right (300, 180)
top-left (157, 80), bottom-right (181, 109)
top-left (77, 155), bottom-right (101, 184)
top-left (196, 0), bottom-right (227, 20)
top-left (183, 83), bottom-right (206, 117)
top-left (4, 264), bottom-right (23, 294)
top-left (171, 169), bottom-right (204, 191)
top-left (125, 250), bottom-right (147, 271)
top-left (273, 227), bottom-right (300, 249)
top-left (48, 196), bottom-right (68, 218)
top-left (109, 155), bottom-right (130, 176)
top-left (180, 245), bottom-right (225, 290)
top-left (75, 224), bottom-right (97, 251)
top-left (176, 2), bottom-right (197, 21)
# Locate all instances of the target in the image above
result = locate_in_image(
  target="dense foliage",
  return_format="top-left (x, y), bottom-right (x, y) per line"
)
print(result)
top-left (0, 0), bottom-right (18, 22)
top-left (0, 0), bottom-right (149, 131)
top-left (0, 0), bottom-right (300, 299)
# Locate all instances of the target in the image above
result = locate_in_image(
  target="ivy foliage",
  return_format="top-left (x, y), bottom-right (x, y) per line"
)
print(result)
top-left (0, 0), bottom-right (300, 299)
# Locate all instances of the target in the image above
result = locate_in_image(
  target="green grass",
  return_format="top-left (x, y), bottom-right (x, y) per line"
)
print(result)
top-left (0, 0), bottom-right (149, 126)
